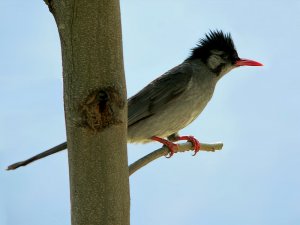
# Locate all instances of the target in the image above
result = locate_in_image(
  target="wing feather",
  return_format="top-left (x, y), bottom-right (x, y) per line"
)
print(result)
top-left (128, 65), bottom-right (192, 127)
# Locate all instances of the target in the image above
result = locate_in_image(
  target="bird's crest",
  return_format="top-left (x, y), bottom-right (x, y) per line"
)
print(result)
top-left (188, 30), bottom-right (236, 61)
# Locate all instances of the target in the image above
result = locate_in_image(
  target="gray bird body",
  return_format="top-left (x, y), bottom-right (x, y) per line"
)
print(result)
top-left (128, 59), bottom-right (218, 143)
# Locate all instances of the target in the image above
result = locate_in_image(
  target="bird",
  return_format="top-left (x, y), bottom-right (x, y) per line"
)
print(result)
top-left (7, 30), bottom-right (263, 170)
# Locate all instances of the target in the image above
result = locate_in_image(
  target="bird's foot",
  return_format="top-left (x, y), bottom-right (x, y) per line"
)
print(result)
top-left (175, 136), bottom-right (201, 156)
top-left (151, 136), bottom-right (178, 158)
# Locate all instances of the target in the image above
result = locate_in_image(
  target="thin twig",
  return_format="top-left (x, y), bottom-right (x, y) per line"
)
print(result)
top-left (7, 141), bottom-right (223, 173)
top-left (129, 142), bottom-right (223, 176)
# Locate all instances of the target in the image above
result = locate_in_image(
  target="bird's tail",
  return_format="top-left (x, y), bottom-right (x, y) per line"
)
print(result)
top-left (6, 142), bottom-right (67, 170)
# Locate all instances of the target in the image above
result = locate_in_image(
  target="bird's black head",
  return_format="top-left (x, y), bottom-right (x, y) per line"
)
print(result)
top-left (187, 30), bottom-right (263, 76)
top-left (187, 30), bottom-right (240, 76)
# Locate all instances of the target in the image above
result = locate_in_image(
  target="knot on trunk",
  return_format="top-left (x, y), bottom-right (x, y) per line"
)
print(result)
top-left (79, 86), bottom-right (125, 131)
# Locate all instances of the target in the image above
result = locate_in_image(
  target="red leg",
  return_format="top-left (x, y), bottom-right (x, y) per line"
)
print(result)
top-left (151, 136), bottom-right (178, 158)
top-left (175, 136), bottom-right (201, 156)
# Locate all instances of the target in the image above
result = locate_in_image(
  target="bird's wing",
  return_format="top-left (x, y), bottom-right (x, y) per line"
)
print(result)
top-left (128, 65), bottom-right (192, 127)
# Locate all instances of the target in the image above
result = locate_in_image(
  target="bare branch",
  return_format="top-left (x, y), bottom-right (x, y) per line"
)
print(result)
top-left (129, 142), bottom-right (223, 176)
top-left (7, 141), bottom-right (223, 173)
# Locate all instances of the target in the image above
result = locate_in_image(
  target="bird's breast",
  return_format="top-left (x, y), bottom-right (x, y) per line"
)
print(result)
top-left (127, 66), bottom-right (217, 143)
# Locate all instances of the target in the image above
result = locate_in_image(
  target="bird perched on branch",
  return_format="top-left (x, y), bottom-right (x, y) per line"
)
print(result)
top-left (7, 30), bottom-right (262, 170)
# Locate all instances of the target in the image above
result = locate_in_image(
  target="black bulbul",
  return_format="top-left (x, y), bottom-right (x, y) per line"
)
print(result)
top-left (7, 30), bottom-right (263, 170)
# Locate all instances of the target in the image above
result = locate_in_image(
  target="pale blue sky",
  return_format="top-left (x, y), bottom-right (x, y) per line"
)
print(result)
top-left (1, 1), bottom-right (300, 225)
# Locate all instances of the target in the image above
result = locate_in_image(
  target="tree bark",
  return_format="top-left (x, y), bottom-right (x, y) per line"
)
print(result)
top-left (46, 1), bottom-right (130, 225)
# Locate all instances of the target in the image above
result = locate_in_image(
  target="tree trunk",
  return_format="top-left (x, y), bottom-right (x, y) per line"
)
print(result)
top-left (46, 1), bottom-right (130, 225)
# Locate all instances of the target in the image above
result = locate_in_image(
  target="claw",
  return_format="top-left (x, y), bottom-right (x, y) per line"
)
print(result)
top-left (151, 136), bottom-right (179, 158)
top-left (175, 136), bottom-right (201, 156)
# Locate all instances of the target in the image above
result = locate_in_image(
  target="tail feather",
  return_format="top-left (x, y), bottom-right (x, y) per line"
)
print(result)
top-left (6, 142), bottom-right (67, 170)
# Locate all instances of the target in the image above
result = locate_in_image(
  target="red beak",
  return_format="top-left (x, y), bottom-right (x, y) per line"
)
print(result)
top-left (235, 58), bottom-right (263, 67)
